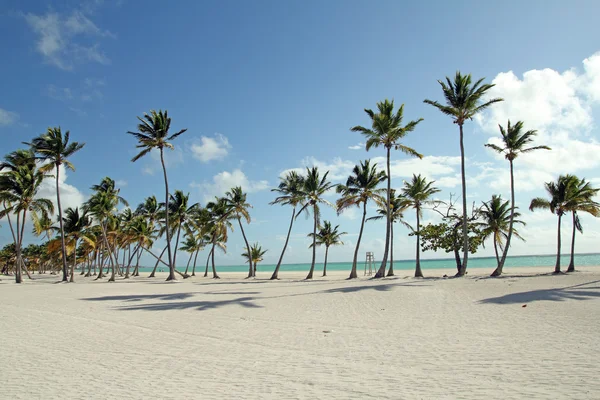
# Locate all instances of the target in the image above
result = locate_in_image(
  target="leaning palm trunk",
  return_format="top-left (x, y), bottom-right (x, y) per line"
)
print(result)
top-left (555, 214), bottom-right (563, 273)
top-left (322, 246), bottom-right (330, 276)
top-left (349, 202), bottom-right (367, 279)
top-left (387, 219), bottom-right (394, 276)
top-left (100, 223), bottom-right (117, 282)
top-left (159, 148), bottom-right (175, 281)
top-left (415, 209), bottom-right (423, 278)
top-left (306, 205), bottom-right (318, 279)
top-left (375, 147), bottom-right (392, 278)
top-left (458, 124), bottom-right (469, 276)
top-left (204, 248), bottom-right (212, 277)
top-left (148, 245), bottom-right (167, 277)
top-left (567, 213), bottom-right (577, 272)
top-left (191, 248), bottom-right (200, 276)
top-left (211, 242), bottom-right (220, 279)
top-left (172, 225), bottom-right (182, 274)
top-left (493, 160), bottom-right (515, 276)
top-left (493, 236), bottom-right (500, 266)
top-left (237, 217), bottom-right (253, 278)
top-left (55, 165), bottom-right (69, 282)
top-left (271, 208), bottom-right (296, 280)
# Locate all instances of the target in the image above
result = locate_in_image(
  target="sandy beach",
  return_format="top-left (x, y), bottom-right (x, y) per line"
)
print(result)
top-left (1, 267), bottom-right (599, 399)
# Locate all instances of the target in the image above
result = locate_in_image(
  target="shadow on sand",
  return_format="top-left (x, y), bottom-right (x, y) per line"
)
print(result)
top-left (479, 279), bottom-right (600, 305)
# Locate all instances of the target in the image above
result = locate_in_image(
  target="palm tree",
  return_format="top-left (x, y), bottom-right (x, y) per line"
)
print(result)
top-left (529, 175), bottom-right (578, 274)
top-left (308, 221), bottom-right (346, 277)
top-left (62, 207), bottom-right (92, 282)
top-left (242, 243), bottom-right (268, 276)
top-left (478, 195), bottom-right (525, 270)
top-left (424, 72), bottom-right (503, 276)
top-left (270, 171), bottom-right (306, 280)
top-left (401, 174), bottom-right (441, 277)
top-left (205, 197), bottom-right (233, 279)
top-left (485, 120), bottom-right (550, 276)
top-left (162, 190), bottom-right (198, 276)
top-left (562, 177), bottom-right (600, 272)
top-left (127, 110), bottom-right (187, 281)
top-left (336, 159), bottom-right (386, 279)
top-left (25, 127), bottom-right (85, 282)
top-left (0, 150), bottom-right (54, 283)
top-left (367, 190), bottom-right (411, 276)
top-left (128, 215), bottom-right (156, 276)
top-left (224, 186), bottom-right (254, 278)
top-left (297, 167), bottom-right (334, 279)
top-left (351, 100), bottom-right (423, 278)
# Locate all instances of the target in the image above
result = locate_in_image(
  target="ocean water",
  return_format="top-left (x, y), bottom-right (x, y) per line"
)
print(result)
top-left (137, 253), bottom-right (600, 274)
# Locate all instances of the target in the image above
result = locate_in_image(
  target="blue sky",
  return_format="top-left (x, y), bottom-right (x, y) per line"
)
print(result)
top-left (2, 0), bottom-right (600, 267)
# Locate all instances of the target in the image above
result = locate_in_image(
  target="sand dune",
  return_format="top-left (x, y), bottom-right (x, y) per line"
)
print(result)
top-left (1, 267), bottom-right (599, 399)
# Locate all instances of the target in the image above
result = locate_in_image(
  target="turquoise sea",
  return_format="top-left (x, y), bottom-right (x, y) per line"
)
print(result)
top-left (137, 253), bottom-right (600, 274)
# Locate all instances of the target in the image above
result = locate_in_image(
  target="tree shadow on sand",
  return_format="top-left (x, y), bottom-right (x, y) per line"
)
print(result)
top-left (478, 280), bottom-right (600, 305)
top-left (116, 296), bottom-right (263, 311)
top-left (81, 293), bottom-right (197, 302)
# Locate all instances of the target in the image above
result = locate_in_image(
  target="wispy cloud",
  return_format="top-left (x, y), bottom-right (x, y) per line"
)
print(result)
top-left (190, 133), bottom-right (231, 163)
top-left (191, 169), bottom-right (269, 203)
top-left (0, 108), bottom-right (19, 126)
top-left (348, 142), bottom-right (364, 150)
top-left (24, 9), bottom-right (115, 70)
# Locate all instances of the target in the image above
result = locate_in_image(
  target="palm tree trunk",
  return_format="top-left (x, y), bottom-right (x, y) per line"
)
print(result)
top-left (271, 207), bottom-right (296, 280)
top-left (237, 217), bottom-right (253, 278)
top-left (567, 212), bottom-right (576, 272)
top-left (19, 210), bottom-right (32, 280)
top-left (148, 245), bottom-right (167, 277)
top-left (172, 225), bottom-right (182, 272)
top-left (55, 163), bottom-right (69, 282)
top-left (306, 204), bottom-right (318, 279)
top-left (453, 223), bottom-right (462, 273)
top-left (555, 214), bottom-right (562, 273)
top-left (375, 147), bottom-right (392, 278)
top-left (493, 159), bottom-right (515, 276)
top-left (133, 247), bottom-right (141, 276)
top-left (184, 252), bottom-right (193, 276)
top-left (160, 148), bottom-right (175, 281)
top-left (100, 222), bottom-right (117, 282)
top-left (4, 208), bottom-right (21, 283)
top-left (458, 124), bottom-right (469, 277)
top-left (14, 211), bottom-right (23, 283)
top-left (211, 242), bottom-right (220, 279)
top-left (204, 247), bottom-right (212, 277)
top-left (493, 236), bottom-right (500, 266)
top-left (349, 202), bottom-right (367, 279)
top-left (70, 239), bottom-right (78, 282)
top-left (387, 219), bottom-right (395, 276)
top-left (191, 247), bottom-right (200, 276)
top-left (415, 208), bottom-right (423, 278)
top-left (322, 246), bottom-right (329, 276)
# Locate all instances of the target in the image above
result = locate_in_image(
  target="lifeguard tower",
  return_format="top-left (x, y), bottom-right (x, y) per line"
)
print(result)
top-left (364, 252), bottom-right (375, 276)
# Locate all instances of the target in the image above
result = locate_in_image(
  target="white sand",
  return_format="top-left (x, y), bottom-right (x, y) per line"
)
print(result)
top-left (1, 267), bottom-right (599, 399)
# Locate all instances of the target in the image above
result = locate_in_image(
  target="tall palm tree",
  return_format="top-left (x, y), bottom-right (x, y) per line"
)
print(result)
top-left (308, 221), bottom-right (346, 277)
top-left (224, 186), bottom-right (254, 278)
top-left (0, 150), bottom-right (54, 283)
top-left (270, 171), bottom-right (306, 280)
top-left (297, 167), bottom-right (334, 279)
top-left (205, 197), bottom-right (233, 279)
top-left (367, 190), bottom-right (411, 276)
top-left (485, 120), bottom-right (550, 276)
top-left (62, 207), bottom-right (92, 282)
top-left (127, 110), bottom-right (187, 281)
top-left (529, 175), bottom-right (578, 274)
top-left (25, 127), bottom-right (85, 282)
top-left (351, 100), bottom-right (423, 278)
top-left (562, 177), bottom-right (600, 272)
top-left (128, 215), bottom-right (156, 276)
top-left (242, 243), bottom-right (268, 276)
top-left (336, 159), bottom-right (386, 279)
top-left (478, 195), bottom-right (525, 270)
top-left (401, 174), bottom-right (440, 278)
top-left (161, 190), bottom-right (198, 276)
top-left (424, 72), bottom-right (503, 276)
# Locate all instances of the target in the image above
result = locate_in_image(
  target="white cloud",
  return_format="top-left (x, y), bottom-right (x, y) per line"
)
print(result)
top-left (140, 148), bottom-right (184, 175)
top-left (115, 179), bottom-right (128, 187)
top-left (191, 169), bottom-right (269, 202)
top-left (190, 134), bottom-right (231, 163)
top-left (476, 51), bottom-right (600, 191)
top-left (0, 108), bottom-right (19, 126)
top-left (36, 165), bottom-right (86, 212)
top-left (348, 142), bottom-right (364, 150)
top-left (24, 10), bottom-right (113, 70)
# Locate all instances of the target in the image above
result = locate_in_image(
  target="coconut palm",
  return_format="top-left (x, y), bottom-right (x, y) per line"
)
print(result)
top-left (308, 221), bottom-right (346, 277)
top-left (161, 190), bottom-right (198, 276)
top-left (0, 150), bottom-right (54, 283)
top-left (424, 72), bottom-right (503, 276)
top-left (25, 127), bottom-right (85, 282)
top-left (351, 100), bottom-right (423, 278)
top-left (367, 190), bottom-right (411, 276)
top-left (478, 195), bottom-right (525, 270)
top-left (562, 177), bottom-right (600, 272)
top-left (62, 207), bottom-right (92, 282)
top-left (269, 171), bottom-right (306, 280)
top-left (127, 110), bottom-right (187, 281)
top-left (242, 243), bottom-right (268, 276)
top-left (297, 167), bottom-right (335, 279)
top-left (529, 175), bottom-right (578, 273)
top-left (485, 120), bottom-right (550, 276)
top-left (205, 197), bottom-right (233, 279)
top-left (401, 174), bottom-right (441, 277)
top-left (128, 215), bottom-right (156, 277)
top-left (336, 159), bottom-right (386, 279)
top-left (224, 186), bottom-right (254, 278)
